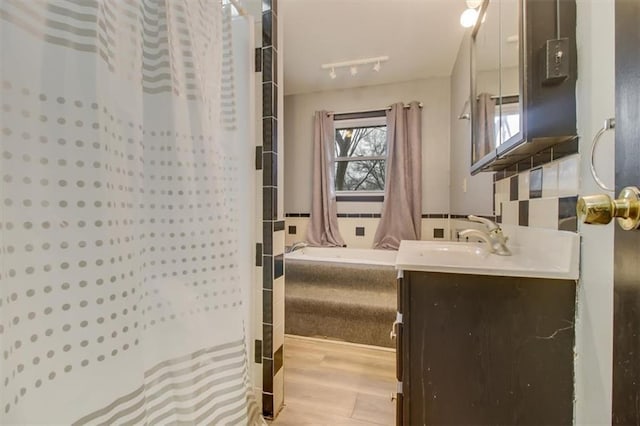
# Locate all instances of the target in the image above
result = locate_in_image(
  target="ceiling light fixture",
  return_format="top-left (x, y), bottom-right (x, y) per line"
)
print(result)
top-left (460, 8), bottom-right (479, 28)
top-left (465, 0), bottom-right (482, 8)
top-left (320, 56), bottom-right (389, 80)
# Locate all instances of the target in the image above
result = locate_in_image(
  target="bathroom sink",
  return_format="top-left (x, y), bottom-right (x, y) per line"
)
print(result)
top-left (395, 227), bottom-right (579, 280)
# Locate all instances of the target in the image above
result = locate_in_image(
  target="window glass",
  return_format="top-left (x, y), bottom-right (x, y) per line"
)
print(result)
top-left (334, 124), bottom-right (387, 192)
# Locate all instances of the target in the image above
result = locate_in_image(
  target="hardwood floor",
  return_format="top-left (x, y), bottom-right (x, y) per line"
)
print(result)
top-left (271, 335), bottom-right (396, 426)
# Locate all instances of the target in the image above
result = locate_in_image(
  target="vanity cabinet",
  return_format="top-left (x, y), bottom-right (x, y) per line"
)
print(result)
top-left (395, 270), bottom-right (576, 425)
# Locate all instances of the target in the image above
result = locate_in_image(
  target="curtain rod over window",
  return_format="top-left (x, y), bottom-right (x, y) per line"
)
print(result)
top-left (326, 103), bottom-right (424, 118)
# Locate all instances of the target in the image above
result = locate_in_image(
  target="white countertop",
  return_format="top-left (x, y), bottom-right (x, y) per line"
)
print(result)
top-left (395, 226), bottom-right (579, 280)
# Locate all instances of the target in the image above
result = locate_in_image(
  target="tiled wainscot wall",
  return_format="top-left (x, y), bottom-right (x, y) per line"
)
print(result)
top-left (285, 214), bottom-right (451, 248)
top-left (286, 153), bottom-right (580, 248)
top-left (494, 153), bottom-right (579, 232)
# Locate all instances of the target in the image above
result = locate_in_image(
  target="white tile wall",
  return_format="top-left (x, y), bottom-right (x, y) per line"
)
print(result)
top-left (495, 178), bottom-right (510, 214)
top-left (518, 170), bottom-right (530, 201)
top-left (285, 217), bottom-right (452, 248)
top-left (529, 198), bottom-right (560, 229)
top-left (558, 155), bottom-right (580, 196)
top-left (502, 200), bottom-right (519, 226)
top-left (273, 229), bottom-right (285, 257)
top-left (542, 162), bottom-right (559, 198)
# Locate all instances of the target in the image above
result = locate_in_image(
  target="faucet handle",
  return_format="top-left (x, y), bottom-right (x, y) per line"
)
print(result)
top-left (467, 215), bottom-right (500, 231)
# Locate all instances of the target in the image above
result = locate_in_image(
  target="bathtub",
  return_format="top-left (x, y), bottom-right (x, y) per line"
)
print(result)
top-left (284, 247), bottom-right (398, 348)
top-left (285, 246), bottom-right (397, 267)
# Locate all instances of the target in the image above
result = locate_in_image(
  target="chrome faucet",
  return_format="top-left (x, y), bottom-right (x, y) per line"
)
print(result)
top-left (459, 215), bottom-right (511, 256)
top-left (286, 241), bottom-right (308, 253)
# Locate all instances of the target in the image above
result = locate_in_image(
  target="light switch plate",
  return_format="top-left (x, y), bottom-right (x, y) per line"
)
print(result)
top-left (544, 38), bottom-right (569, 84)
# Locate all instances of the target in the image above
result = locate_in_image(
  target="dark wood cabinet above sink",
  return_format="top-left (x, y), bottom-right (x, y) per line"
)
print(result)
top-left (471, 0), bottom-right (577, 174)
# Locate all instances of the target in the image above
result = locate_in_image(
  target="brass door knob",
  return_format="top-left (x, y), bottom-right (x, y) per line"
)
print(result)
top-left (577, 186), bottom-right (640, 230)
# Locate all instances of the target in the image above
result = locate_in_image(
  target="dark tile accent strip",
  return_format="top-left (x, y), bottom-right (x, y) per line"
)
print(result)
top-left (288, 225), bottom-right (297, 235)
top-left (262, 393), bottom-right (274, 418)
top-left (255, 48), bottom-right (262, 72)
top-left (552, 137), bottom-right (579, 161)
top-left (255, 340), bottom-right (263, 364)
top-left (519, 200), bottom-right (529, 226)
top-left (496, 215), bottom-right (502, 224)
top-left (262, 83), bottom-right (274, 118)
top-left (336, 195), bottom-right (384, 202)
top-left (510, 175), bottom-right (519, 201)
top-left (532, 148), bottom-right (553, 168)
top-left (274, 254), bottom-right (284, 279)
top-left (274, 345), bottom-right (284, 375)
top-left (263, 222), bottom-right (273, 255)
top-left (450, 214), bottom-right (496, 220)
top-left (517, 157), bottom-right (533, 172)
top-left (255, 146), bottom-right (262, 170)
top-left (421, 214), bottom-right (449, 219)
top-left (263, 255), bottom-right (273, 289)
top-left (262, 11), bottom-right (273, 47)
top-left (262, 359), bottom-right (273, 393)
top-left (263, 117), bottom-right (277, 153)
top-left (262, 324), bottom-right (273, 357)
top-left (262, 46), bottom-right (274, 83)
top-left (263, 289), bottom-right (273, 324)
top-left (558, 196), bottom-right (578, 232)
top-left (355, 227), bottom-right (365, 236)
top-left (274, 220), bottom-right (285, 231)
top-left (263, 152), bottom-right (277, 186)
top-left (256, 243), bottom-right (263, 267)
top-left (263, 187), bottom-right (277, 220)
top-left (433, 228), bottom-right (445, 238)
top-left (285, 213), bottom-right (311, 217)
top-left (529, 167), bottom-right (543, 199)
top-left (337, 213), bottom-right (382, 218)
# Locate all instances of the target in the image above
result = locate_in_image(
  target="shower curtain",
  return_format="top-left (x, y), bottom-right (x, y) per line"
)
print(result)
top-left (0, 0), bottom-right (261, 424)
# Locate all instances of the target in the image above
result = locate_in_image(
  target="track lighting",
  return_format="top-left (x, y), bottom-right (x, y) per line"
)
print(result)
top-left (321, 56), bottom-right (389, 80)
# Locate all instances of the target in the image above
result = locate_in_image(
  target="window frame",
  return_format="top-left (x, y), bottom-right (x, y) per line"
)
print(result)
top-left (333, 115), bottom-right (388, 198)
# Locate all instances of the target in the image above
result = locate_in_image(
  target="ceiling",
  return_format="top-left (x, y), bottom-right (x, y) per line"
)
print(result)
top-left (280, 0), bottom-right (468, 96)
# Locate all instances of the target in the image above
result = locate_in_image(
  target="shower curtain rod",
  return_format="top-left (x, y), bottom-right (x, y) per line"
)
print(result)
top-left (326, 103), bottom-right (423, 116)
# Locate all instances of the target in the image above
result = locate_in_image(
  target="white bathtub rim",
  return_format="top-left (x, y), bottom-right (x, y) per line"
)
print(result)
top-left (285, 246), bottom-right (397, 267)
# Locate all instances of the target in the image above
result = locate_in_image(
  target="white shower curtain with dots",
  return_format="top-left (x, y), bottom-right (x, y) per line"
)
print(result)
top-left (0, 0), bottom-right (261, 424)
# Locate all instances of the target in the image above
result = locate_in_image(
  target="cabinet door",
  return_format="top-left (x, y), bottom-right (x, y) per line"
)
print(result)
top-left (403, 271), bottom-right (575, 425)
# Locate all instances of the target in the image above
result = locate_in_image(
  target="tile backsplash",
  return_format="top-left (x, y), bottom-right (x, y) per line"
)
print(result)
top-left (495, 154), bottom-right (579, 232)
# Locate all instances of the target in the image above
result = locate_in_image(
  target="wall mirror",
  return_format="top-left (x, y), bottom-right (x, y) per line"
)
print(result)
top-left (471, 0), bottom-right (523, 172)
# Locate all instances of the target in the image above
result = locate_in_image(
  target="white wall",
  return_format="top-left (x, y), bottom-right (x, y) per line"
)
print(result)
top-left (283, 78), bottom-right (451, 215)
top-left (449, 34), bottom-right (494, 216)
top-left (574, 0), bottom-right (615, 423)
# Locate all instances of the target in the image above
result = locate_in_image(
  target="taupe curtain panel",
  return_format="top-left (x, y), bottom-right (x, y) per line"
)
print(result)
top-left (307, 111), bottom-right (346, 247)
top-left (477, 93), bottom-right (496, 158)
top-left (373, 102), bottom-right (422, 250)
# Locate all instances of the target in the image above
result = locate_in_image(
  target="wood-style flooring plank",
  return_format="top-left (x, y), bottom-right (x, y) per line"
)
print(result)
top-left (271, 336), bottom-right (396, 426)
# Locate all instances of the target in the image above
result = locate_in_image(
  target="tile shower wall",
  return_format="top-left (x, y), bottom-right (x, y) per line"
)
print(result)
top-left (494, 154), bottom-right (580, 232)
top-left (255, 0), bottom-right (284, 419)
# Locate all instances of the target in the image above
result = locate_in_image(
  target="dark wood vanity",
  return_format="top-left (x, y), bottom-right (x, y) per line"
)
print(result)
top-left (395, 270), bottom-right (576, 425)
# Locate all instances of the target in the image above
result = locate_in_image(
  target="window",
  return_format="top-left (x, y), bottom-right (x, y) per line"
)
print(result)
top-left (494, 101), bottom-right (521, 146)
top-left (334, 117), bottom-right (387, 192)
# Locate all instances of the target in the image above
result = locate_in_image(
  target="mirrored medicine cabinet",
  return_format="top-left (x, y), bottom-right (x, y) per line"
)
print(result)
top-left (470, 0), bottom-right (578, 174)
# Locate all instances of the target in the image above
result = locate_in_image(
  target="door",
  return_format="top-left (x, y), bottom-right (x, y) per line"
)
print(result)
top-left (613, 1), bottom-right (640, 424)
